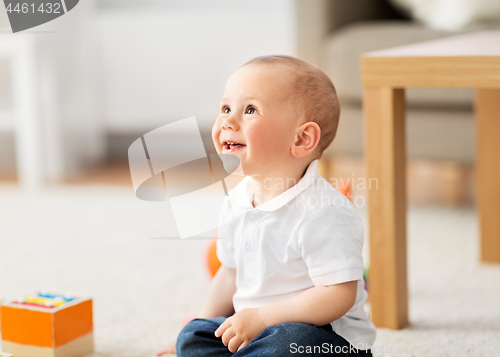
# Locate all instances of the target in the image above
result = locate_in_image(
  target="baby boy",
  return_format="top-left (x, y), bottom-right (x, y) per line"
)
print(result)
top-left (158, 55), bottom-right (375, 356)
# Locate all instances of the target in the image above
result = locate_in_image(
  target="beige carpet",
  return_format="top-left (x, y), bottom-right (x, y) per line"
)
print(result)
top-left (0, 184), bottom-right (499, 357)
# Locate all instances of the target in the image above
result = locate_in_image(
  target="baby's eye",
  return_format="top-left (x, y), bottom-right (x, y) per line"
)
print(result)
top-left (222, 106), bottom-right (231, 114)
top-left (246, 106), bottom-right (258, 114)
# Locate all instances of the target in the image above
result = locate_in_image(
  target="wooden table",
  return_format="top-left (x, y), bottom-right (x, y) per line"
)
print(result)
top-left (361, 30), bottom-right (500, 329)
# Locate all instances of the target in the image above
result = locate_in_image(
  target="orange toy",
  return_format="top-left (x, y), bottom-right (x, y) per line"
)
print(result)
top-left (1, 294), bottom-right (93, 357)
top-left (338, 182), bottom-right (353, 202)
top-left (206, 238), bottom-right (221, 278)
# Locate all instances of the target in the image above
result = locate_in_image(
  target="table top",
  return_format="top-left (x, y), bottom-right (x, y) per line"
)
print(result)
top-left (362, 30), bottom-right (500, 88)
top-left (367, 30), bottom-right (500, 57)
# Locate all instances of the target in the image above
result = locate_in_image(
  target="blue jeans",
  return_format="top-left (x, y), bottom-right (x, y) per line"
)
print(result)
top-left (177, 317), bottom-right (373, 356)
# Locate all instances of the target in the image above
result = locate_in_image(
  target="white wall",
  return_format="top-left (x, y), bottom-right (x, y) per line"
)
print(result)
top-left (97, 0), bottom-right (297, 133)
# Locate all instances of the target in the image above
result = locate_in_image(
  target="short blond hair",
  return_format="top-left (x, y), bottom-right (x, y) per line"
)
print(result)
top-left (243, 55), bottom-right (341, 155)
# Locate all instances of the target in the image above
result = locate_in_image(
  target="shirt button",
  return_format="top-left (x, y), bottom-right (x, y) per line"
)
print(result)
top-left (249, 215), bottom-right (256, 222)
top-left (245, 243), bottom-right (252, 252)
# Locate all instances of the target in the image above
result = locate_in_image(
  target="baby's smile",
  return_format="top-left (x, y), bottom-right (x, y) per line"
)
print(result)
top-left (222, 141), bottom-right (246, 153)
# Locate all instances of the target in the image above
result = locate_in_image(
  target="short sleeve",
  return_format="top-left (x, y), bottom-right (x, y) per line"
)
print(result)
top-left (296, 206), bottom-right (365, 286)
top-left (216, 197), bottom-right (236, 269)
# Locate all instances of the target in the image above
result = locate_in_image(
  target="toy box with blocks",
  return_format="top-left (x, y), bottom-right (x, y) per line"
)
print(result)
top-left (0, 292), bottom-right (93, 357)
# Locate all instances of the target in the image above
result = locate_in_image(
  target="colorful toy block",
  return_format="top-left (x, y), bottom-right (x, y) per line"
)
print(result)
top-left (1, 293), bottom-right (93, 357)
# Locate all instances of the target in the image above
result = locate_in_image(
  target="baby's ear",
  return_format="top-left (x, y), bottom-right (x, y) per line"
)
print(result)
top-left (291, 122), bottom-right (321, 159)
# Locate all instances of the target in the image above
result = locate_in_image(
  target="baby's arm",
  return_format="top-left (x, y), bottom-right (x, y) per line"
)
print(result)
top-left (199, 264), bottom-right (237, 318)
top-left (259, 280), bottom-right (357, 326)
top-left (215, 280), bottom-right (357, 353)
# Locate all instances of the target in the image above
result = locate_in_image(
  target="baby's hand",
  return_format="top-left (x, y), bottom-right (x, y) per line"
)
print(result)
top-left (214, 308), bottom-right (267, 353)
top-left (156, 341), bottom-right (176, 356)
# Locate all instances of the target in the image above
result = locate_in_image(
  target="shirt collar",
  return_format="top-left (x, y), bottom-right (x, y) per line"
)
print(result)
top-left (228, 159), bottom-right (319, 212)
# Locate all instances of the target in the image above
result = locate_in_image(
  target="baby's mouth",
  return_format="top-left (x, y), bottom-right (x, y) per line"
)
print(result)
top-left (223, 141), bottom-right (246, 153)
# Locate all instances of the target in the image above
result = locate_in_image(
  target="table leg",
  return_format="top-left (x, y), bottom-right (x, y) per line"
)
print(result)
top-left (476, 89), bottom-right (500, 263)
top-left (364, 87), bottom-right (409, 329)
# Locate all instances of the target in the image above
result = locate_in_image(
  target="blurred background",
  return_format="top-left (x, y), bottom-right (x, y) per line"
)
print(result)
top-left (2, 0), bottom-right (500, 204)
top-left (1, 1), bottom-right (500, 356)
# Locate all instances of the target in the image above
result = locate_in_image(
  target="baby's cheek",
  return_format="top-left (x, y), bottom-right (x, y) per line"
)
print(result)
top-left (245, 127), bottom-right (265, 149)
top-left (247, 126), bottom-right (282, 155)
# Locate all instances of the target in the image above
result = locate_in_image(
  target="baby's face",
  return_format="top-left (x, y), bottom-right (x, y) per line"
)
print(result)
top-left (212, 64), bottom-right (298, 178)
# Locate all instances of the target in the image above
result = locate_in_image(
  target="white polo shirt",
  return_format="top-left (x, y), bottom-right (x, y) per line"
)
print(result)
top-left (216, 159), bottom-right (376, 348)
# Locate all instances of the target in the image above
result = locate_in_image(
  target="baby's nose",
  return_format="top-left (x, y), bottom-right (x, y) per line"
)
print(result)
top-left (221, 117), bottom-right (238, 131)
